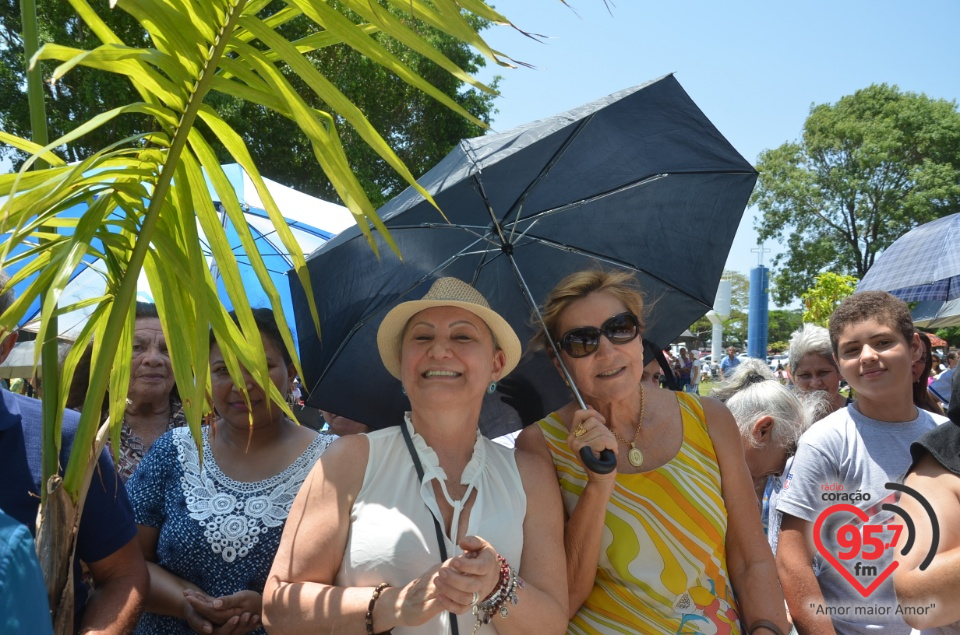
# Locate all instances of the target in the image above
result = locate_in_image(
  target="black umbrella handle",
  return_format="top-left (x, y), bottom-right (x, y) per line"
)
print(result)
top-left (579, 447), bottom-right (618, 475)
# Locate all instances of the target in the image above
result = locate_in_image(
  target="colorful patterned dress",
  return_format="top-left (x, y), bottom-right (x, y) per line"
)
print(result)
top-left (110, 401), bottom-right (188, 482)
top-left (536, 392), bottom-right (741, 635)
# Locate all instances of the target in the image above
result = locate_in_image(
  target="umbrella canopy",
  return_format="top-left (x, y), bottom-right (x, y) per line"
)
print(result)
top-left (926, 333), bottom-right (948, 349)
top-left (857, 212), bottom-right (960, 302)
top-left (291, 74), bottom-right (757, 437)
top-left (3, 164), bottom-right (354, 344)
top-left (913, 298), bottom-right (960, 329)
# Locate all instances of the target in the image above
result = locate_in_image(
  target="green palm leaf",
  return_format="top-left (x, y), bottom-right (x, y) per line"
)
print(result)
top-left (3, 0), bottom-right (518, 495)
top-left (2, 0), bottom-right (539, 628)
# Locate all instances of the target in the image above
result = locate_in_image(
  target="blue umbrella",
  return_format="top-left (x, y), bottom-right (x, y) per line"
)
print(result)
top-left (4, 164), bottom-right (353, 345)
top-left (912, 298), bottom-right (960, 328)
top-left (857, 212), bottom-right (960, 301)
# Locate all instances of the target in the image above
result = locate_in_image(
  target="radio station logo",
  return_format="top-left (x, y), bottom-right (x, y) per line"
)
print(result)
top-left (813, 482), bottom-right (939, 598)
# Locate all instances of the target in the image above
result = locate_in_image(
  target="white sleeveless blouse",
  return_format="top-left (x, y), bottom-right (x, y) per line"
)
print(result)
top-left (336, 415), bottom-right (526, 635)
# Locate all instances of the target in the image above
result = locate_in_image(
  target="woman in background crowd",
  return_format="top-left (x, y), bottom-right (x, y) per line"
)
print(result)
top-left (711, 359), bottom-right (809, 502)
top-left (710, 359), bottom-right (821, 558)
top-left (66, 302), bottom-right (188, 481)
top-left (127, 308), bottom-right (332, 634)
top-left (788, 324), bottom-right (848, 414)
top-left (914, 332), bottom-right (944, 415)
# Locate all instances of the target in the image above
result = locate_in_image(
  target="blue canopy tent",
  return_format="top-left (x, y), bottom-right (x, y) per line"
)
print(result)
top-left (3, 164), bottom-right (353, 346)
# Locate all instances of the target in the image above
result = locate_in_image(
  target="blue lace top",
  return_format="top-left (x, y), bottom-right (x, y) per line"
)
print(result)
top-left (126, 425), bottom-right (333, 634)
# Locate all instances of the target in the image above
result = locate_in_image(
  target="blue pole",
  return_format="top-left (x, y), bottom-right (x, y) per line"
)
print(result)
top-left (748, 266), bottom-right (769, 359)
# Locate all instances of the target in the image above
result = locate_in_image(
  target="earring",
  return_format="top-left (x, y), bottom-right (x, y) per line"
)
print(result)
top-left (487, 382), bottom-right (497, 394)
top-left (401, 385), bottom-right (407, 396)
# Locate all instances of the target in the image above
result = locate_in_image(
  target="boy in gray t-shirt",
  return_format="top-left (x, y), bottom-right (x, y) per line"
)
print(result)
top-left (776, 292), bottom-right (947, 635)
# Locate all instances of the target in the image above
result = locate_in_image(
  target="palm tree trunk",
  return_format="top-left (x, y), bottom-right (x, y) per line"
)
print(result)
top-left (36, 478), bottom-right (78, 635)
top-left (35, 421), bottom-right (112, 635)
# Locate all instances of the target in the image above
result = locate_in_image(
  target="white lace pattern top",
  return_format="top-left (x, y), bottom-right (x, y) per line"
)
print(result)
top-left (126, 424), bottom-right (333, 635)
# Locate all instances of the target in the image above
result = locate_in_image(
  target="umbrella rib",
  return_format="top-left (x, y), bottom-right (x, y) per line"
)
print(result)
top-left (471, 174), bottom-right (509, 250)
top-left (503, 168), bottom-right (755, 232)
top-left (504, 173), bottom-right (670, 233)
top-left (463, 116), bottom-right (595, 248)
top-left (502, 116), bottom-right (596, 244)
top-left (383, 223), bottom-right (502, 249)
top-left (517, 233), bottom-right (711, 311)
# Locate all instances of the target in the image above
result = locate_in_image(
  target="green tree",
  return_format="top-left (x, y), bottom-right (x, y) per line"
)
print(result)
top-left (753, 84), bottom-right (960, 306)
top-left (801, 273), bottom-right (859, 327)
top-left (210, 6), bottom-right (499, 207)
top-left (768, 308), bottom-right (803, 345)
top-left (935, 326), bottom-right (960, 347)
top-left (768, 340), bottom-right (789, 354)
top-left (0, 0), bottom-right (519, 630)
top-left (0, 0), bottom-right (499, 206)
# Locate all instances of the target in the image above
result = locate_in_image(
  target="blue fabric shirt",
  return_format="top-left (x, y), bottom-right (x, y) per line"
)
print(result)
top-left (0, 509), bottom-right (54, 635)
top-left (126, 426), bottom-right (331, 634)
top-left (0, 389), bottom-right (137, 623)
top-left (719, 355), bottom-right (741, 376)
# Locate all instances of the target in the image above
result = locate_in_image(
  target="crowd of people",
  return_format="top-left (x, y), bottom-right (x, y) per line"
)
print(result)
top-left (2, 266), bottom-right (960, 635)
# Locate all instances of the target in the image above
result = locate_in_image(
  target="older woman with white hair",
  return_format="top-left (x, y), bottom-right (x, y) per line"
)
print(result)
top-left (788, 324), bottom-right (848, 414)
top-left (711, 359), bottom-right (810, 502)
top-left (713, 359), bottom-right (830, 558)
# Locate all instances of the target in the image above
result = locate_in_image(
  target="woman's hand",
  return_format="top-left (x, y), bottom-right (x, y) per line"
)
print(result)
top-left (393, 535), bottom-right (504, 626)
top-left (567, 407), bottom-right (618, 482)
top-left (183, 589), bottom-right (262, 634)
top-left (433, 536), bottom-right (501, 614)
top-left (393, 562), bottom-right (450, 627)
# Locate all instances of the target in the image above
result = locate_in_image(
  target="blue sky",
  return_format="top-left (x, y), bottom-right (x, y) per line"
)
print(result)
top-left (476, 0), bottom-right (960, 306)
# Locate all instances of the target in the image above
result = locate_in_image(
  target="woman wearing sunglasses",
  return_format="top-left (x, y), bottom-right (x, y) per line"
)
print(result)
top-left (516, 270), bottom-right (788, 635)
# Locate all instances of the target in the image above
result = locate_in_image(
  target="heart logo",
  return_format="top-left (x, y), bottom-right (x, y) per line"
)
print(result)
top-left (813, 503), bottom-right (898, 598)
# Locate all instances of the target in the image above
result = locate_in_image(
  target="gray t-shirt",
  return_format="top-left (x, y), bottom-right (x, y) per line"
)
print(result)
top-left (777, 403), bottom-right (946, 635)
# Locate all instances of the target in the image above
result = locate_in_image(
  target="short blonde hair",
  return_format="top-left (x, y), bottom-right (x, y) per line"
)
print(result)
top-left (535, 270), bottom-right (646, 350)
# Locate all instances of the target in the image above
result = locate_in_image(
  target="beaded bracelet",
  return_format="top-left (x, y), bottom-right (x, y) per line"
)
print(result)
top-left (365, 583), bottom-right (392, 635)
top-left (472, 555), bottom-right (524, 634)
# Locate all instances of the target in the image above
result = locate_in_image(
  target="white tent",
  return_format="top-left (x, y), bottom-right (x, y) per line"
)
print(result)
top-left (9, 164), bottom-right (355, 342)
top-left (0, 339), bottom-right (75, 379)
top-left (0, 340), bottom-right (40, 379)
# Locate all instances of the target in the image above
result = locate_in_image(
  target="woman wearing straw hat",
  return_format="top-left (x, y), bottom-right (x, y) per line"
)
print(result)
top-left (263, 277), bottom-right (568, 635)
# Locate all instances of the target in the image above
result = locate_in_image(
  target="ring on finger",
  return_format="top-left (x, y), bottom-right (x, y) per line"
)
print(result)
top-left (574, 423), bottom-right (586, 437)
top-left (471, 591), bottom-right (479, 606)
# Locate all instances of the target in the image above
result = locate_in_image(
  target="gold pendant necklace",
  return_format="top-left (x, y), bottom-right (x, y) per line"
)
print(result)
top-left (628, 445), bottom-right (644, 468)
top-left (609, 384), bottom-right (645, 468)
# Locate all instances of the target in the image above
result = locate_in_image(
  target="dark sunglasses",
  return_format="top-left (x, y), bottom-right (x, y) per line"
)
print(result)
top-left (559, 312), bottom-right (640, 358)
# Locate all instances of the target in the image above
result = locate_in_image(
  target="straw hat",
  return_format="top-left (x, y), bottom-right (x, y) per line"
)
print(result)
top-left (377, 277), bottom-right (521, 380)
